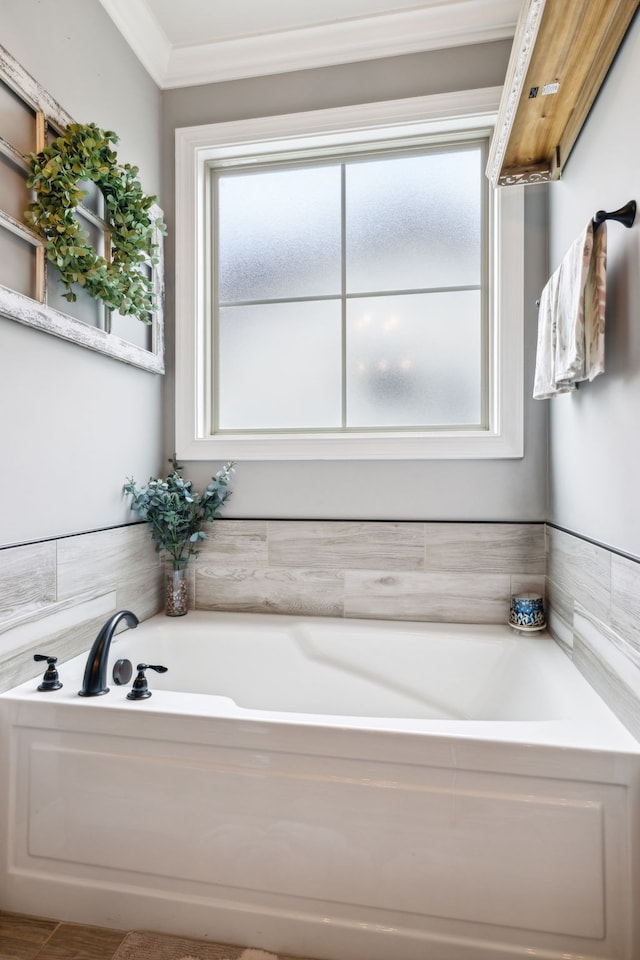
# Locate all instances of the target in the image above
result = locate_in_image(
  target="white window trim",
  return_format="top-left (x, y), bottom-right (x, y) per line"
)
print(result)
top-left (175, 88), bottom-right (523, 460)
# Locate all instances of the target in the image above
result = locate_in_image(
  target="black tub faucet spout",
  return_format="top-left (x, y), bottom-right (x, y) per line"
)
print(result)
top-left (78, 610), bottom-right (139, 697)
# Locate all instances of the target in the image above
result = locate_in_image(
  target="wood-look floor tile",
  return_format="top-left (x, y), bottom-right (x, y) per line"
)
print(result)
top-left (0, 912), bottom-right (58, 960)
top-left (34, 923), bottom-right (126, 960)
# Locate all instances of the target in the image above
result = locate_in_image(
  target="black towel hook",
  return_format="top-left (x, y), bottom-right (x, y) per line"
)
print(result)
top-left (593, 200), bottom-right (636, 230)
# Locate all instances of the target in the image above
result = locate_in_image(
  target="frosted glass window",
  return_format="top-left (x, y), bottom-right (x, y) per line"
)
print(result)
top-left (217, 165), bottom-right (342, 302)
top-left (346, 291), bottom-right (481, 427)
top-left (211, 136), bottom-right (486, 435)
top-left (346, 149), bottom-right (481, 293)
top-left (217, 300), bottom-right (342, 429)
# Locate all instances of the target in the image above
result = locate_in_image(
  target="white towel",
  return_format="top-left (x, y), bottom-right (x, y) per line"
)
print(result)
top-left (584, 222), bottom-right (607, 380)
top-left (532, 268), bottom-right (571, 399)
top-left (533, 221), bottom-right (607, 399)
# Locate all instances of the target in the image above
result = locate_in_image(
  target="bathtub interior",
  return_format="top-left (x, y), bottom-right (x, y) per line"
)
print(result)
top-left (9, 610), bottom-right (640, 746)
top-left (123, 618), bottom-right (556, 720)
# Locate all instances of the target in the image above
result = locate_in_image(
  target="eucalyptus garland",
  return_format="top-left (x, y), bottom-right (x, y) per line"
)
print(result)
top-left (25, 122), bottom-right (165, 322)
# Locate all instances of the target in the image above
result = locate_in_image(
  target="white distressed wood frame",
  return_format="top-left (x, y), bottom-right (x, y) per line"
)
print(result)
top-left (0, 44), bottom-right (165, 374)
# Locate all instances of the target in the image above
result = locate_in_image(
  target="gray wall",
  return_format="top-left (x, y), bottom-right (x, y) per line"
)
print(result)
top-left (0, 16), bottom-right (553, 544)
top-left (1, 0), bottom-right (164, 547)
top-left (547, 13), bottom-right (640, 559)
top-left (162, 42), bottom-right (549, 522)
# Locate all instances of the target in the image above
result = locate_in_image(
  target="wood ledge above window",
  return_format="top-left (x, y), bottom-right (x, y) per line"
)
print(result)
top-left (487, 0), bottom-right (640, 187)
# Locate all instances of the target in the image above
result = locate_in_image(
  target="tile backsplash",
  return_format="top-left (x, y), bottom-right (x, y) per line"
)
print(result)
top-left (193, 520), bottom-right (545, 621)
top-left (0, 524), bottom-right (162, 692)
top-left (545, 525), bottom-right (640, 739)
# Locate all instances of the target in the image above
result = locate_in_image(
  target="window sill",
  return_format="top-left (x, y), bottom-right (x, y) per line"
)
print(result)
top-left (178, 426), bottom-right (523, 461)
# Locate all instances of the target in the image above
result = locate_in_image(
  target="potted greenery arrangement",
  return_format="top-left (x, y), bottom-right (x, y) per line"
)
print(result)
top-left (124, 455), bottom-right (235, 616)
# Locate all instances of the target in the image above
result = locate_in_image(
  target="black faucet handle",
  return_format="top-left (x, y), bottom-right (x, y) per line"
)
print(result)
top-left (126, 663), bottom-right (168, 700)
top-left (141, 663), bottom-right (169, 674)
top-left (34, 654), bottom-right (63, 691)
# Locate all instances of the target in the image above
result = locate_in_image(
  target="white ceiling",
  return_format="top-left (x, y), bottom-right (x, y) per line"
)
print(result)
top-left (98, 0), bottom-right (521, 89)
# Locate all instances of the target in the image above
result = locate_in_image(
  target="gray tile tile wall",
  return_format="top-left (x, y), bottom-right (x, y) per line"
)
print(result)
top-left (0, 542), bottom-right (56, 619)
top-left (0, 592), bottom-right (116, 691)
top-left (195, 520), bottom-right (546, 623)
top-left (611, 553), bottom-right (640, 650)
top-left (57, 524), bottom-right (163, 620)
top-left (343, 570), bottom-right (511, 622)
top-left (423, 522), bottom-right (545, 574)
top-left (0, 524), bottom-right (162, 692)
top-left (545, 526), bottom-right (611, 622)
top-left (267, 520), bottom-right (425, 570)
top-left (572, 605), bottom-right (640, 741)
top-left (545, 525), bottom-right (640, 738)
top-left (196, 565), bottom-right (345, 616)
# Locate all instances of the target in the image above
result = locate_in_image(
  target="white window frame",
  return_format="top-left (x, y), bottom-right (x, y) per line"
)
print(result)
top-left (175, 88), bottom-right (523, 460)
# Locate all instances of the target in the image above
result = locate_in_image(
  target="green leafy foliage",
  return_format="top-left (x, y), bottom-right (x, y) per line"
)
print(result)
top-left (25, 122), bottom-right (167, 322)
top-left (124, 456), bottom-right (235, 568)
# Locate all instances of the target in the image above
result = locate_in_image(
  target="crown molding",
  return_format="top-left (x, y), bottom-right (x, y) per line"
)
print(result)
top-left (98, 0), bottom-right (171, 86)
top-left (98, 0), bottom-right (518, 89)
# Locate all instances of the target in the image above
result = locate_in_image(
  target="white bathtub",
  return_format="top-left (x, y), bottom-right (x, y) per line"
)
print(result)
top-left (1, 611), bottom-right (639, 960)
